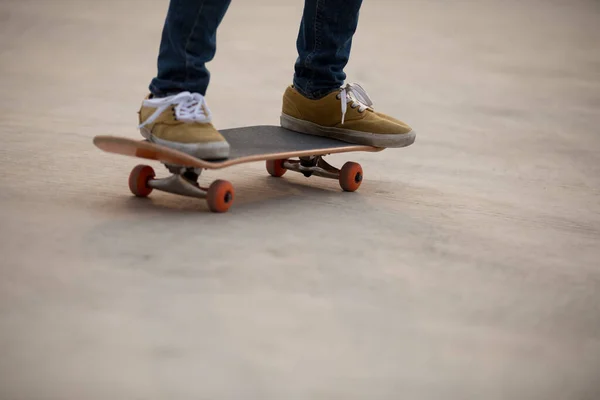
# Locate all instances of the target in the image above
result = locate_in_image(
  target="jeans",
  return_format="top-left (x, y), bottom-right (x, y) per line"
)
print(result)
top-left (149, 0), bottom-right (363, 100)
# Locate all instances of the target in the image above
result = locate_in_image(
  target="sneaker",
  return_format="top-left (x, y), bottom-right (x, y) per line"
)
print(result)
top-left (280, 83), bottom-right (415, 148)
top-left (138, 91), bottom-right (229, 159)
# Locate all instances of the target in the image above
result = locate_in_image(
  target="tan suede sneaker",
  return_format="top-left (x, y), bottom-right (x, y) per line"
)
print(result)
top-left (280, 83), bottom-right (415, 148)
top-left (138, 91), bottom-right (229, 159)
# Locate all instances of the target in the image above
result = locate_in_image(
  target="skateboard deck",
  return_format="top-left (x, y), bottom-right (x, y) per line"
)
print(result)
top-left (93, 125), bottom-right (385, 213)
top-left (94, 125), bottom-right (383, 169)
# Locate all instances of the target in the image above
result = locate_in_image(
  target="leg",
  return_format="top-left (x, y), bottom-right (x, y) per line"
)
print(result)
top-left (293, 0), bottom-right (363, 100)
top-left (280, 0), bottom-right (416, 148)
top-left (149, 0), bottom-right (232, 97)
top-left (137, 0), bottom-right (232, 160)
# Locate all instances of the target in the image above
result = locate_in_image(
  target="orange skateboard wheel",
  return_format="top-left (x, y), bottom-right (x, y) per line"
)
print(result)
top-left (266, 159), bottom-right (287, 177)
top-left (339, 162), bottom-right (363, 192)
top-left (207, 179), bottom-right (235, 213)
top-left (128, 164), bottom-right (155, 197)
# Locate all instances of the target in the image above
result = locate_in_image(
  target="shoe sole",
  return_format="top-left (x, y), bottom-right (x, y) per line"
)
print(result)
top-left (140, 128), bottom-right (230, 160)
top-left (280, 113), bottom-right (416, 148)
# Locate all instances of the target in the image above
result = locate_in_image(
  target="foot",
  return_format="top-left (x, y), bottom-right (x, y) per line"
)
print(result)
top-left (138, 91), bottom-right (229, 159)
top-left (280, 83), bottom-right (416, 148)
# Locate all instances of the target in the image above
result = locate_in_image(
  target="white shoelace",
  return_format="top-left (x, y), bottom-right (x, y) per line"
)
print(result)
top-left (337, 83), bottom-right (374, 124)
top-left (139, 91), bottom-right (212, 128)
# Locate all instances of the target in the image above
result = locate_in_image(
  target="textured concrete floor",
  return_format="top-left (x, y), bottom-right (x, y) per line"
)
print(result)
top-left (1, 0), bottom-right (600, 399)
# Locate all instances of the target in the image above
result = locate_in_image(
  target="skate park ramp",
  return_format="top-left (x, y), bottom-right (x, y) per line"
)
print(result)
top-left (1, 0), bottom-right (599, 399)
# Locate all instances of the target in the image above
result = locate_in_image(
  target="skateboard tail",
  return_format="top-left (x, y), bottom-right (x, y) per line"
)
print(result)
top-left (93, 135), bottom-right (201, 166)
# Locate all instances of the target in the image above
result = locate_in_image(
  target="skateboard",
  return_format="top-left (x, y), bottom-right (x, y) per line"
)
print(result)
top-left (93, 125), bottom-right (384, 213)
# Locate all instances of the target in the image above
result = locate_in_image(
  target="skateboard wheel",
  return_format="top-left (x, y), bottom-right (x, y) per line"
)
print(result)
top-left (266, 159), bottom-right (287, 177)
top-left (207, 180), bottom-right (235, 213)
top-left (128, 164), bottom-right (155, 197)
top-left (339, 162), bottom-right (363, 192)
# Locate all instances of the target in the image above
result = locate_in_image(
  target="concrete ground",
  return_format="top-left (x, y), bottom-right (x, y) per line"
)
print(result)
top-left (1, 0), bottom-right (599, 399)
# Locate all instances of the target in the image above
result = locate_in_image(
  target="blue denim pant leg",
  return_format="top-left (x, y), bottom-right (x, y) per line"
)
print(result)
top-left (149, 0), bottom-right (231, 97)
top-left (293, 0), bottom-right (363, 100)
top-left (149, 0), bottom-right (362, 99)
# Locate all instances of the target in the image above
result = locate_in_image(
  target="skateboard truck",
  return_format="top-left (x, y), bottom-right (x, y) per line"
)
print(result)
top-left (128, 164), bottom-right (235, 213)
top-left (267, 155), bottom-right (363, 192)
top-left (148, 171), bottom-right (207, 199)
top-left (284, 156), bottom-right (342, 179)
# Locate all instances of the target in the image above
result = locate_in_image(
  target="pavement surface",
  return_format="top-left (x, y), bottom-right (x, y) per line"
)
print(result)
top-left (1, 0), bottom-right (599, 399)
